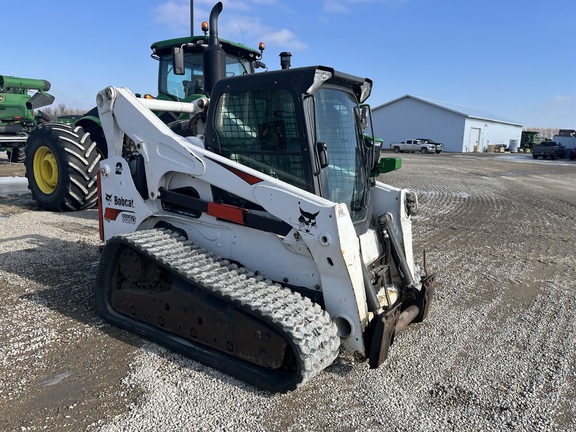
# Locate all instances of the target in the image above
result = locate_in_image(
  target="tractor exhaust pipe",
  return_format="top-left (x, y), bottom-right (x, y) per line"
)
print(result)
top-left (208, 2), bottom-right (222, 47)
top-left (190, 0), bottom-right (194, 37)
top-left (203, 1), bottom-right (226, 95)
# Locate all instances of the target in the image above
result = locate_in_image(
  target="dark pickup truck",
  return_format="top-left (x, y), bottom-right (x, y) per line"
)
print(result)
top-left (532, 141), bottom-right (565, 160)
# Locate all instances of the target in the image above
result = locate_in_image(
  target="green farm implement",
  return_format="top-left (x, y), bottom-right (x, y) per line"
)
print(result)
top-left (0, 75), bottom-right (54, 162)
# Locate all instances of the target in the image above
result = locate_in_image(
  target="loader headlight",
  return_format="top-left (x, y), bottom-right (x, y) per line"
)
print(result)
top-left (307, 68), bottom-right (333, 95)
top-left (359, 80), bottom-right (372, 103)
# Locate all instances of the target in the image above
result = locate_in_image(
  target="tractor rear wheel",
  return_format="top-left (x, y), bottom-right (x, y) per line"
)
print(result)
top-left (8, 146), bottom-right (26, 163)
top-left (25, 122), bottom-right (101, 211)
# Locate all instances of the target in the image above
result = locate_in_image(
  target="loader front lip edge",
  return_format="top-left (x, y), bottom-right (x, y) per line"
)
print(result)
top-left (367, 272), bottom-right (436, 369)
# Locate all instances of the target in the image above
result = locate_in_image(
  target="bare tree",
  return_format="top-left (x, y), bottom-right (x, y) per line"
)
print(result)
top-left (56, 104), bottom-right (67, 117)
top-left (523, 127), bottom-right (560, 140)
top-left (34, 106), bottom-right (87, 121)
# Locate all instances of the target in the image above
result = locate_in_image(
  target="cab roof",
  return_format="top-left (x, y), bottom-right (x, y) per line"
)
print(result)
top-left (151, 36), bottom-right (261, 61)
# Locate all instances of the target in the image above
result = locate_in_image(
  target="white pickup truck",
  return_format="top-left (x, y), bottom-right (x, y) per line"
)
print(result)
top-left (390, 139), bottom-right (443, 154)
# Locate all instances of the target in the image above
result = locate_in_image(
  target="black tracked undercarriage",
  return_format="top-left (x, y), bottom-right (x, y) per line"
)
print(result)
top-left (95, 228), bottom-right (340, 392)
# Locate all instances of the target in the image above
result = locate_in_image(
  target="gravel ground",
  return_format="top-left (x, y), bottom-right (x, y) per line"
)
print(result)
top-left (0, 151), bottom-right (25, 178)
top-left (1, 152), bottom-right (575, 431)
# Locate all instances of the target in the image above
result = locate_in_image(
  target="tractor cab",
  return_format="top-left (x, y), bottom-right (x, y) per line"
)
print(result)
top-left (151, 36), bottom-right (263, 102)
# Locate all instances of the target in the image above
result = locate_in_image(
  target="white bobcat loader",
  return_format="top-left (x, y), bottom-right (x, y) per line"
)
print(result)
top-left (94, 4), bottom-right (434, 392)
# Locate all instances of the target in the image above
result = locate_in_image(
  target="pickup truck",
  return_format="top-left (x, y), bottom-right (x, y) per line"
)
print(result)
top-left (417, 138), bottom-right (444, 153)
top-left (389, 139), bottom-right (442, 154)
top-left (531, 141), bottom-right (565, 160)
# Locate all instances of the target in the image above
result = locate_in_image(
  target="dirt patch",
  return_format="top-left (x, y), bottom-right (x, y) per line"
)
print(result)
top-left (0, 194), bottom-right (36, 215)
top-left (0, 151), bottom-right (26, 177)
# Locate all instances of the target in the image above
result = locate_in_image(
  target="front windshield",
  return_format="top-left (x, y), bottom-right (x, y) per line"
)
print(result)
top-left (159, 52), bottom-right (251, 100)
top-left (315, 88), bottom-right (368, 222)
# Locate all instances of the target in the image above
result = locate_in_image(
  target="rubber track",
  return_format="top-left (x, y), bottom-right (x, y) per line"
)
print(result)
top-left (97, 228), bottom-right (340, 392)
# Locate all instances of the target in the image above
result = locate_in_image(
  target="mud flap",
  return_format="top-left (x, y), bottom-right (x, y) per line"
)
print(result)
top-left (367, 305), bottom-right (400, 368)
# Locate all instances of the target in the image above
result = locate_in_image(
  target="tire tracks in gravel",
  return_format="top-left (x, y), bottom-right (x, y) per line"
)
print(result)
top-left (99, 154), bottom-right (576, 432)
top-left (2, 153), bottom-right (576, 431)
top-left (375, 154), bottom-right (576, 430)
top-left (0, 207), bottom-right (144, 431)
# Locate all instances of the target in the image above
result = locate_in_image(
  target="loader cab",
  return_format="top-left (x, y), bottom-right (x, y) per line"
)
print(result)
top-left (206, 66), bottom-right (376, 228)
top-left (151, 36), bottom-right (261, 102)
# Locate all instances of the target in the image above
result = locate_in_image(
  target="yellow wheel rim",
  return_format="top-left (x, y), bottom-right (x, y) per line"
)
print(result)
top-left (33, 146), bottom-right (59, 194)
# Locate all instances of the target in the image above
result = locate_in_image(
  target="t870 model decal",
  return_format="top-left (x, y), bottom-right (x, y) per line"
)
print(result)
top-left (103, 207), bottom-right (136, 223)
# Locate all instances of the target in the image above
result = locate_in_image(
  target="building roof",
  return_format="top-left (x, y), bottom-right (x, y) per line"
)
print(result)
top-left (373, 94), bottom-right (523, 127)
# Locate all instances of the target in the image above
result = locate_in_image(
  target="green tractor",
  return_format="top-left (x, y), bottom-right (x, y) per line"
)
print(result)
top-left (25, 1), bottom-right (265, 211)
top-left (0, 75), bottom-right (54, 163)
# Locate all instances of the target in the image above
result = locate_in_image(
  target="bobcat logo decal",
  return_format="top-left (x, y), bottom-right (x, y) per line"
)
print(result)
top-left (298, 208), bottom-right (319, 232)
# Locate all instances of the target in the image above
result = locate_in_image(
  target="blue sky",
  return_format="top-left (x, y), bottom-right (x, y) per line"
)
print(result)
top-left (4, 0), bottom-right (575, 128)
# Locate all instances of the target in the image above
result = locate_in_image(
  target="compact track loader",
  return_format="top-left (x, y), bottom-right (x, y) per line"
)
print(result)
top-left (93, 3), bottom-right (434, 392)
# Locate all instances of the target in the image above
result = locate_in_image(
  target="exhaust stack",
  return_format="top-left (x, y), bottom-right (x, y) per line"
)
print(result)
top-left (203, 2), bottom-right (226, 95)
top-left (190, 0), bottom-right (194, 37)
top-left (280, 52), bottom-right (292, 70)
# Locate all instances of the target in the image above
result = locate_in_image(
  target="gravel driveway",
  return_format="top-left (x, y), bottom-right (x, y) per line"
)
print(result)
top-left (1, 152), bottom-right (575, 431)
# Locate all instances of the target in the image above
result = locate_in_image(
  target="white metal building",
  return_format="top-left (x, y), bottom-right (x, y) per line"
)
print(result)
top-left (372, 95), bottom-right (523, 153)
top-left (554, 130), bottom-right (576, 150)
top-left (554, 136), bottom-right (576, 150)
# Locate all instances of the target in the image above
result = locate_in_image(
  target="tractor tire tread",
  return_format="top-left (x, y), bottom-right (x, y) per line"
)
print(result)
top-left (24, 122), bottom-right (100, 211)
